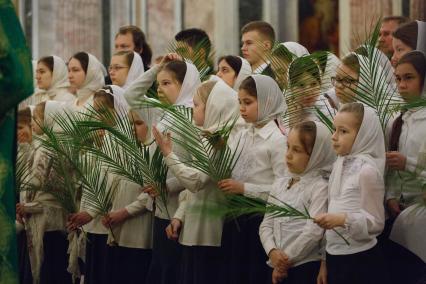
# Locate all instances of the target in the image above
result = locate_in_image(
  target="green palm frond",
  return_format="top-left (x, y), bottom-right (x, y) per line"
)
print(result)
top-left (168, 38), bottom-right (215, 81)
top-left (71, 106), bottom-right (170, 217)
top-left (143, 98), bottom-right (242, 182)
top-left (15, 145), bottom-right (33, 194)
top-left (341, 19), bottom-right (426, 131)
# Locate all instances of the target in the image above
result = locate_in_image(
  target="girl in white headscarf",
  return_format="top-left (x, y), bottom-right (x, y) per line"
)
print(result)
top-left (217, 74), bottom-right (287, 284)
top-left (20, 56), bottom-right (75, 108)
top-left (216, 55), bottom-right (252, 90)
top-left (287, 55), bottom-right (335, 127)
top-left (108, 51), bottom-right (144, 89)
top-left (385, 51), bottom-right (426, 284)
top-left (270, 42), bottom-right (310, 90)
top-left (125, 55), bottom-right (201, 284)
top-left (260, 121), bottom-right (336, 284)
top-left (67, 51), bottom-right (105, 111)
top-left (153, 79), bottom-right (240, 284)
top-left (66, 85), bottom-right (132, 284)
top-left (314, 103), bottom-right (388, 284)
top-left (18, 100), bottom-right (73, 283)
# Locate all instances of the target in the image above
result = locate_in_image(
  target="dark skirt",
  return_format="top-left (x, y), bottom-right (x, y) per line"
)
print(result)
top-left (179, 245), bottom-right (223, 284)
top-left (326, 244), bottom-right (389, 284)
top-left (275, 261), bottom-right (320, 284)
top-left (385, 240), bottom-right (426, 284)
top-left (145, 217), bottom-right (182, 284)
top-left (17, 230), bottom-right (32, 284)
top-left (84, 233), bottom-right (109, 284)
top-left (220, 214), bottom-right (269, 284)
top-left (39, 230), bottom-right (72, 284)
top-left (107, 245), bottom-right (152, 284)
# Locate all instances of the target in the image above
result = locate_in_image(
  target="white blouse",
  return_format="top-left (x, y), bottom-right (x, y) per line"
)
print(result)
top-left (229, 120), bottom-right (287, 201)
top-left (260, 174), bottom-right (327, 267)
top-left (386, 108), bottom-right (426, 206)
top-left (164, 152), bottom-right (226, 247)
top-left (326, 157), bottom-right (385, 255)
top-left (108, 178), bottom-right (153, 249)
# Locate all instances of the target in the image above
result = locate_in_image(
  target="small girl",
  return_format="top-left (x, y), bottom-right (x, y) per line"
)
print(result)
top-left (287, 55), bottom-right (335, 126)
top-left (216, 55), bottom-right (251, 90)
top-left (218, 74), bottom-right (287, 284)
top-left (100, 108), bottom-right (155, 284)
top-left (108, 50), bottom-right (144, 89)
top-left (314, 102), bottom-right (387, 284)
top-left (123, 55), bottom-right (201, 284)
top-left (154, 79), bottom-right (240, 284)
top-left (260, 121), bottom-right (336, 284)
top-left (17, 100), bottom-right (72, 283)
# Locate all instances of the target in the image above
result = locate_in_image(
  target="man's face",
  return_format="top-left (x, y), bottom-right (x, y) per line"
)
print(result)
top-left (378, 20), bottom-right (399, 58)
top-left (115, 33), bottom-right (135, 52)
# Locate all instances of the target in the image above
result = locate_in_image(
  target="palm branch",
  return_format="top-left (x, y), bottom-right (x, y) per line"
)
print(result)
top-left (71, 106), bottom-right (170, 218)
top-left (142, 98), bottom-right (242, 182)
top-left (340, 19), bottom-right (426, 132)
top-left (168, 38), bottom-right (215, 81)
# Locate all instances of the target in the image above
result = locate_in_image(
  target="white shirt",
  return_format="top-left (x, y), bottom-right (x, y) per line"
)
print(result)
top-left (260, 174), bottom-right (327, 267)
top-left (326, 157), bottom-right (385, 255)
top-left (229, 120), bottom-right (287, 201)
top-left (108, 178), bottom-right (153, 249)
top-left (386, 108), bottom-right (426, 205)
top-left (165, 152), bottom-right (226, 247)
top-left (253, 62), bottom-right (269, 75)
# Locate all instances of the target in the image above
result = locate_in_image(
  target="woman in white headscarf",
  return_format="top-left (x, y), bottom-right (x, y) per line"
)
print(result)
top-left (216, 55), bottom-right (252, 90)
top-left (153, 79), bottom-right (240, 284)
top-left (108, 51), bottom-right (144, 89)
top-left (391, 20), bottom-right (426, 67)
top-left (314, 103), bottom-right (388, 284)
top-left (217, 74), bottom-right (287, 284)
top-left (260, 121), bottom-right (336, 284)
top-left (67, 51), bottom-right (105, 111)
top-left (20, 56), bottom-right (75, 108)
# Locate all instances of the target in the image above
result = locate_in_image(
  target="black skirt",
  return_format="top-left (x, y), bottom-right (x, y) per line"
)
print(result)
top-left (326, 244), bottom-right (389, 284)
top-left (179, 245), bottom-right (223, 284)
top-left (17, 230), bottom-right (32, 284)
top-left (107, 245), bottom-right (152, 284)
top-left (145, 217), bottom-right (182, 284)
top-left (220, 214), bottom-right (269, 284)
top-left (275, 261), bottom-right (320, 284)
top-left (39, 230), bottom-right (72, 284)
top-left (84, 233), bottom-right (109, 284)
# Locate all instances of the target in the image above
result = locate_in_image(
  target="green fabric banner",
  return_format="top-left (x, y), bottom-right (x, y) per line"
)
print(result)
top-left (0, 0), bottom-right (34, 282)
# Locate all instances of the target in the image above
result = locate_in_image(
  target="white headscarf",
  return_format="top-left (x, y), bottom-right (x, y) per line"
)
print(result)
top-left (321, 53), bottom-right (341, 93)
top-left (44, 100), bottom-right (71, 131)
top-left (76, 53), bottom-right (105, 101)
top-left (122, 52), bottom-right (145, 89)
top-left (174, 62), bottom-right (201, 107)
top-left (252, 75), bottom-right (286, 126)
top-left (354, 53), bottom-right (397, 104)
top-left (106, 85), bottom-right (130, 114)
top-left (233, 57), bottom-right (252, 91)
top-left (290, 121), bottom-right (336, 179)
top-left (416, 20), bottom-right (426, 55)
top-left (203, 80), bottom-right (239, 133)
top-left (282, 42), bottom-right (310, 57)
top-left (330, 105), bottom-right (385, 197)
top-left (133, 104), bottom-right (162, 144)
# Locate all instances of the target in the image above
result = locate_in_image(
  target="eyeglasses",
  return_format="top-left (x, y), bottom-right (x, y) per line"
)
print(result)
top-left (331, 76), bottom-right (358, 88)
top-left (108, 65), bottom-right (129, 72)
